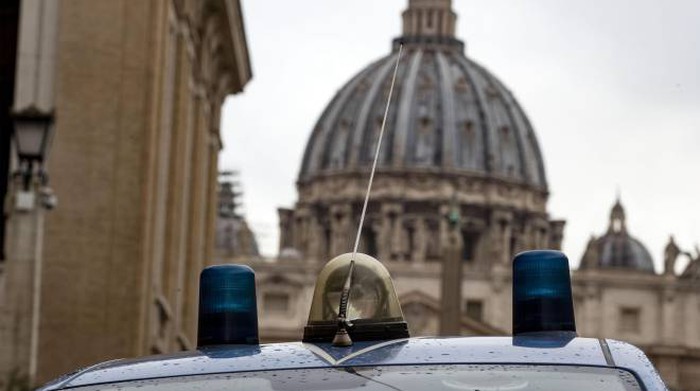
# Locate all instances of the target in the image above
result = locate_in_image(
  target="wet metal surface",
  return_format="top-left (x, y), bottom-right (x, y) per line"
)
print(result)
top-left (40, 337), bottom-right (665, 390)
top-left (607, 339), bottom-right (668, 391)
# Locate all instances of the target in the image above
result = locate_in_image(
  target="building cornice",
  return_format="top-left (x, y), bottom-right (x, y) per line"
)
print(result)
top-left (296, 170), bottom-right (549, 214)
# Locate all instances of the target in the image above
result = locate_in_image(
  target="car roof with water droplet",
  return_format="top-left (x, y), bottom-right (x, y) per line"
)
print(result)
top-left (38, 337), bottom-right (666, 391)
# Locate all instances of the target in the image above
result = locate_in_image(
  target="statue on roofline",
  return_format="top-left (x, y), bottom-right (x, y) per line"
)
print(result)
top-left (663, 235), bottom-right (681, 276)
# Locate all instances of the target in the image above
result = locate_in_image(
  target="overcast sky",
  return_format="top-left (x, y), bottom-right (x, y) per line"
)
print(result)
top-left (220, 0), bottom-right (700, 272)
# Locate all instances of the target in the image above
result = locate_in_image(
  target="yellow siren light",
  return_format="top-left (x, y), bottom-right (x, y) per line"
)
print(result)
top-left (302, 253), bottom-right (410, 343)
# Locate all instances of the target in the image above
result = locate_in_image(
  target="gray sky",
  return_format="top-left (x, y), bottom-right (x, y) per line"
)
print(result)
top-left (220, 0), bottom-right (700, 272)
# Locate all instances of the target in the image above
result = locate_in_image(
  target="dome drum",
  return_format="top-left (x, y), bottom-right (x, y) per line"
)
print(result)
top-left (296, 171), bottom-right (548, 213)
top-left (279, 195), bottom-right (561, 271)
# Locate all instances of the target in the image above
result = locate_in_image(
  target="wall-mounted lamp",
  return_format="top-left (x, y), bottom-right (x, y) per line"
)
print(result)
top-left (11, 106), bottom-right (54, 191)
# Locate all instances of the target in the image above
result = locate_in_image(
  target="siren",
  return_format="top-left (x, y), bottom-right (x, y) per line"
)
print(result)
top-left (197, 264), bottom-right (259, 347)
top-left (303, 253), bottom-right (409, 344)
top-left (512, 250), bottom-right (576, 336)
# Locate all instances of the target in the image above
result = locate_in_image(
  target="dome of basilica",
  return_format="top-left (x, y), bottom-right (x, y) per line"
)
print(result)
top-left (280, 0), bottom-right (563, 266)
top-left (299, 0), bottom-right (546, 191)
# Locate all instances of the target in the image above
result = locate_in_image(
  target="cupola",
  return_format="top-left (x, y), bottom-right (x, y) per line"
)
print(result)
top-left (580, 198), bottom-right (655, 273)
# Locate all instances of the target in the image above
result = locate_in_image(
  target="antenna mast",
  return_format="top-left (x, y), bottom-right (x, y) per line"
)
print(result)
top-left (333, 44), bottom-right (404, 347)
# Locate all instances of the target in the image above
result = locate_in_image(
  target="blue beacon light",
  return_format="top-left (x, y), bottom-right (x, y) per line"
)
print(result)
top-left (512, 250), bottom-right (576, 336)
top-left (197, 264), bottom-right (259, 347)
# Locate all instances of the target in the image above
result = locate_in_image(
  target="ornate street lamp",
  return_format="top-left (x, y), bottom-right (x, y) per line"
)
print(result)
top-left (11, 106), bottom-right (54, 190)
top-left (12, 106), bottom-right (54, 163)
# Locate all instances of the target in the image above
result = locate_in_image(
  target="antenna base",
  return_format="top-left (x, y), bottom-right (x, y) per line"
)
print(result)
top-left (332, 327), bottom-right (353, 347)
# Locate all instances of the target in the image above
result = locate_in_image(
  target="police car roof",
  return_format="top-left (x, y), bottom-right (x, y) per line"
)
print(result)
top-left (41, 336), bottom-right (665, 391)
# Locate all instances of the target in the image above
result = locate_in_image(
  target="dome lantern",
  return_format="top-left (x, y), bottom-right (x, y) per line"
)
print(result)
top-left (396, 0), bottom-right (463, 52)
top-left (608, 197), bottom-right (627, 234)
top-left (402, 0), bottom-right (457, 39)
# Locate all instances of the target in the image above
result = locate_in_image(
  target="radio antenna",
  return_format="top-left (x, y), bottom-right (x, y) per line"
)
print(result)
top-left (333, 44), bottom-right (403, 347)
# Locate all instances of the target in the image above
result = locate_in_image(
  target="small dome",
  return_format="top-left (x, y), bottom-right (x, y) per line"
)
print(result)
top-left (298, 0), bottom-right (547, 190)
top-left (580, 199), bottom-right (655, 273)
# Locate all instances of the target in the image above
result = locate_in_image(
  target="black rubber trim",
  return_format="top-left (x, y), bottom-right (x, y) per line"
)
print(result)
top-left (303, 321), bottom-right (410, 343)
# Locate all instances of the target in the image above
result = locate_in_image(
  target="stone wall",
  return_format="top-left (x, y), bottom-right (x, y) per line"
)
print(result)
top-left (0, 0), bottom-right (251, 385)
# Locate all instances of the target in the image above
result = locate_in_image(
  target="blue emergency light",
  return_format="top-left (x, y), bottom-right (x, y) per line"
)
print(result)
top-left (512, 250), bottom-right (576, 336)
top-left (197, 264), bottom-right (259, 347)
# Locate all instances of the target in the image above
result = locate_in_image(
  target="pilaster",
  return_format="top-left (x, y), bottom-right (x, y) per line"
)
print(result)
top-left (583, 280), bottom-right (602, 337)
top-left (0, 177), bottom-right (46, 387)
top-left (489, 209), bottom-right (513, 267)
top-left (329, 204), bottom-right (353, 256)
top-left (661, 283), bottom-right (679, 345)
top-left (380, 203), bottom-right (403, 262)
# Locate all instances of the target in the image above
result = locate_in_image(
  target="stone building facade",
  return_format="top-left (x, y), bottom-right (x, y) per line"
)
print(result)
top-left (0, 0), bottom-right (251, 386)
top-left (228, 1), bottom-right (700, 390)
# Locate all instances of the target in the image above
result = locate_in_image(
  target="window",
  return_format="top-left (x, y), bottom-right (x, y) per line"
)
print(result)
top-left (619, 307), bottom-right (640, 333)
top-left (613, 218), bottom-right (623, 232)
top-left (465, 299), bottom-right (484, 321)
top-left (323, 227), bottom-right (331, 257)
top-left (264, 292), bottom-right (290, 313)
top-left (463, 120), bottom-right (474, 135)
top-left (406, 225), bottom-right (415, 259)
top-left (461, 231), bottom-right (478, 262)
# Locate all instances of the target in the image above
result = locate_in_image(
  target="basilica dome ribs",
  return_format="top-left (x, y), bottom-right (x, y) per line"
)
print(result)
top-left (279, 0), bottom-right (564, 270)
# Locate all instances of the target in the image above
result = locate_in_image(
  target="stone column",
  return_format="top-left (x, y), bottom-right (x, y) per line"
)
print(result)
top-left (379, 203), bottom-right (402, 262)
top-left (490, 261), bottom-right (511, 332)
top-left (391, 216), bottom-right (405, 261)
top-left (330, 204), bottom-right (352, 256)
top-left (531, 216), bottom-right (550, 249)
top-left (413, 217), bottom-right (428, 263)
top-left (439, 214), bottom-right (463, 336)
top-left (489, 210), bottom-right (513, 267)
top-left (438, 204), bottom-right (450, 255)
top-left (548, 220), bottom-right (565, 250)
top-left (0, 178), bottom-right (46, 387)
top-left (519, 219), bottom-right (532, 250)
top-left (583, 281), bottom-right (602, 337)
top-left (307, 215), bottom-right (324, 262)
top-left (660, 285), bottom-right (678, 345)
top-left (277, 208), bottom-right (294, 252)
top-left (294, 207), bottom-right (310, 256)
